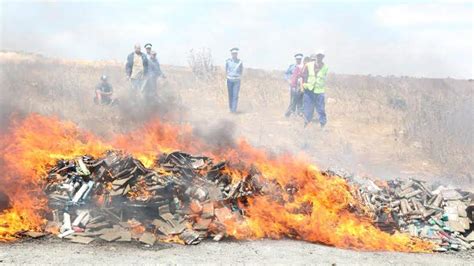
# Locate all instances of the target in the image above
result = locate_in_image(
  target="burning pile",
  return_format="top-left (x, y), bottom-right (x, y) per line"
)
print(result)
top-left (41, 150), bottom-right (263, 245)
top-left (0, 114), bottom-right (469, 252)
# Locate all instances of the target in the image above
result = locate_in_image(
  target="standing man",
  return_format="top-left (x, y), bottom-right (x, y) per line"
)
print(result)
top-left (125, 43), bottom-right (148, 94)
top-left (302, 50), bottom-right (329, 128)
top-left (285, 53), bottom-right (304, 117)
top-left (225, 48), bottom-right (243, 113)
top-left (144, 50), bottom-right (165, 98)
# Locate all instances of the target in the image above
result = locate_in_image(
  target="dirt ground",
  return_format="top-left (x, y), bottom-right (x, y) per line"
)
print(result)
top-left (1, 238), bottom-right (473, 265)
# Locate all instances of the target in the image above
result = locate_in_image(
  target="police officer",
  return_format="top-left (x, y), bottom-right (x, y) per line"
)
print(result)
top-left (225, 48), bottom-right (243, 113)
top-left (285, 53), bottom-right (304, 117)
top-left (144, 43), bottom-right (153, 60)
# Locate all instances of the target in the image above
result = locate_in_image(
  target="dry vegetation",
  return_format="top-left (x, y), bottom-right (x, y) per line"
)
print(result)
top-left (187, 48), bottom-right (216, 81)
top-left (329, 75), bottom-right (473, 178)
top-left (0, 51), bottom-right (472, 185)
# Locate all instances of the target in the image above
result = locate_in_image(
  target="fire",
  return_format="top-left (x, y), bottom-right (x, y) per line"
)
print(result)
top-left (127, 219), bottom-right (146, 235)
top-left (160, 235), bottom-right (186, 245)
top-left (127, 178), bottom-right (154, 201)
top-left (0, 114), bottom-right (110, 241)
top-left (0, 113), bottom-right (433, 251)
top-left (216, 145), bottom-right (432, 252)
top-left (112, 120), bottom-right (205, 168)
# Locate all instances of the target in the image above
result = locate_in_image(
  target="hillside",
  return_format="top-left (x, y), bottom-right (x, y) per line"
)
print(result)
top-left (0, 51), bottom-right (472, 187)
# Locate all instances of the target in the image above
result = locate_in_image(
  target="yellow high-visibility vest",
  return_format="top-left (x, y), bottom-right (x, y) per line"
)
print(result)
top-left (303, 62), bottom-right (328, 93)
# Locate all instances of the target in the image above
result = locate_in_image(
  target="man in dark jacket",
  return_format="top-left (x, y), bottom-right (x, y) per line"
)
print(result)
top-left (125, 43), bottom-right (148, 93)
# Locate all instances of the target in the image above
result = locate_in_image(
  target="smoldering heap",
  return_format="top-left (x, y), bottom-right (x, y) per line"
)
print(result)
top-left (329, 168), bottom-right (474, 252)
top-left (38, 150), bottom-right (263, 245)
top-left (19, 150), bottom-right (473, 251)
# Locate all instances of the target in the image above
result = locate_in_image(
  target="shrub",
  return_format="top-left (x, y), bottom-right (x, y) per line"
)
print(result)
top-left (187, 48), bottom-right (215, 80)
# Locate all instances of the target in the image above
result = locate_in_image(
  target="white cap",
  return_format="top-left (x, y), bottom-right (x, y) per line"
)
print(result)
top-left (316, 49), bottom-right (325, 55)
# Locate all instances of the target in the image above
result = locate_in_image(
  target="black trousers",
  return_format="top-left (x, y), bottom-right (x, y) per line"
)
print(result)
top-left (285, 87), bottom-right (303, 117)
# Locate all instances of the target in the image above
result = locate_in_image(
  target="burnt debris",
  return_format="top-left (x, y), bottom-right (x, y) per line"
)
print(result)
top-left (17, 152), bottom-right (473, 252)
top-left (328, 168), bottom-right (474, 252)
top-left (41, 150), bottom-right (262, 245)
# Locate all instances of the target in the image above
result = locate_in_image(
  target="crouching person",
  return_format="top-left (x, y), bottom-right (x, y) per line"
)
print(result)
top-left (94, 75), bottom-right (115, 105)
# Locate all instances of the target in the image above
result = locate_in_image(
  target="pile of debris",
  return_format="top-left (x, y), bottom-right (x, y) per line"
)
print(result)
top-left (19, 151), bottom-right (473, 252)
top-left (329, 169), bottom-right (474, 252)
top-left (40, 150), bottom-right (262, 245)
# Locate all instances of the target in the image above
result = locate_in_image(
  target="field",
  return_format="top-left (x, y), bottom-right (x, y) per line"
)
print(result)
top-left (1, 51), bottom-right (472, 186)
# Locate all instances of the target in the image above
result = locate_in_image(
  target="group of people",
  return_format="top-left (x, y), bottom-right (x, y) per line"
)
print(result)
top-left (125, 43), bottom-right (165, 97)
top-left (95, 44), bottom-right (328, 129)
top-left (284, 51), bottom-right (328, 128)
top-left (224, 48), bottom-right (328, 128)
top-left (94, 43), bottom-right (165, 105)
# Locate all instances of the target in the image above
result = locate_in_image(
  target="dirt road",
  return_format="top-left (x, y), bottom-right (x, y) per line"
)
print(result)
top-left (1, 238), bottom-right (472, 265)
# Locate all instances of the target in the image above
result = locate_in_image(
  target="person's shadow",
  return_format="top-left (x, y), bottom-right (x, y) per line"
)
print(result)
top-left (231, 110), bottom-right (246, 115)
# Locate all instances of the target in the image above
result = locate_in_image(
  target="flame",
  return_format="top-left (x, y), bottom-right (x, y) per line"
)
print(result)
top-left (127, 178), bottom-right (154, 201)
top-left (0, 114), bottom-right (110, 241)
top-left (0, 113), bottom-right (433, 252)
top-left (214, 144), bottom-right (432, 252)
top-left (159, 235), bottom-right (186, 244)
top-left (127, 219), bottom-right (146, 235)
top-left (112, 120), bottom-right (205, 168)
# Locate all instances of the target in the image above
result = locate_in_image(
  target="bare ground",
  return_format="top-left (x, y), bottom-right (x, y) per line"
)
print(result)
top-left (1, 238), bottom-right (473, 265)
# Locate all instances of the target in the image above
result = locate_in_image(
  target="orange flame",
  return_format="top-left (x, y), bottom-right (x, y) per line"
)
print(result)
top-left (159, 235), bottom-right (186, 245)
top-left (0, 114), bottom-right (110, 241)
top-left (0, 114), bottom-right (432, 252)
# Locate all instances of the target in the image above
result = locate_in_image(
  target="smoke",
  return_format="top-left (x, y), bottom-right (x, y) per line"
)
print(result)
top-left (0, 65), bottom-right (28, 133)
top-left (114, 78), bottom-right (187, 128)
top-left (0, 99), bottom-right (18, 133)
top-left (193, 119), bottom-right (237, 151)
top-left (0, 190), bottom-right (9, 212)
top-left (117, 95), bottom-right (179, 124)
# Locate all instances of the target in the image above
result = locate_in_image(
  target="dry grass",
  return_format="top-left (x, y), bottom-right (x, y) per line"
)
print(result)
top-left (0, 51), bottom-right (472, 182)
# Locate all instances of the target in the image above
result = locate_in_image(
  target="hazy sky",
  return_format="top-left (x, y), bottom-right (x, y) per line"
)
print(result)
top-left (1, 1), bottom-right (472, 78)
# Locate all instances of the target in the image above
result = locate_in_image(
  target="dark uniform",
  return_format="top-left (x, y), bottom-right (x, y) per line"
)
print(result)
top-left (95, 80), bottom-right (113, 105)
top-left (144, 55), bottom-right (163, 97)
